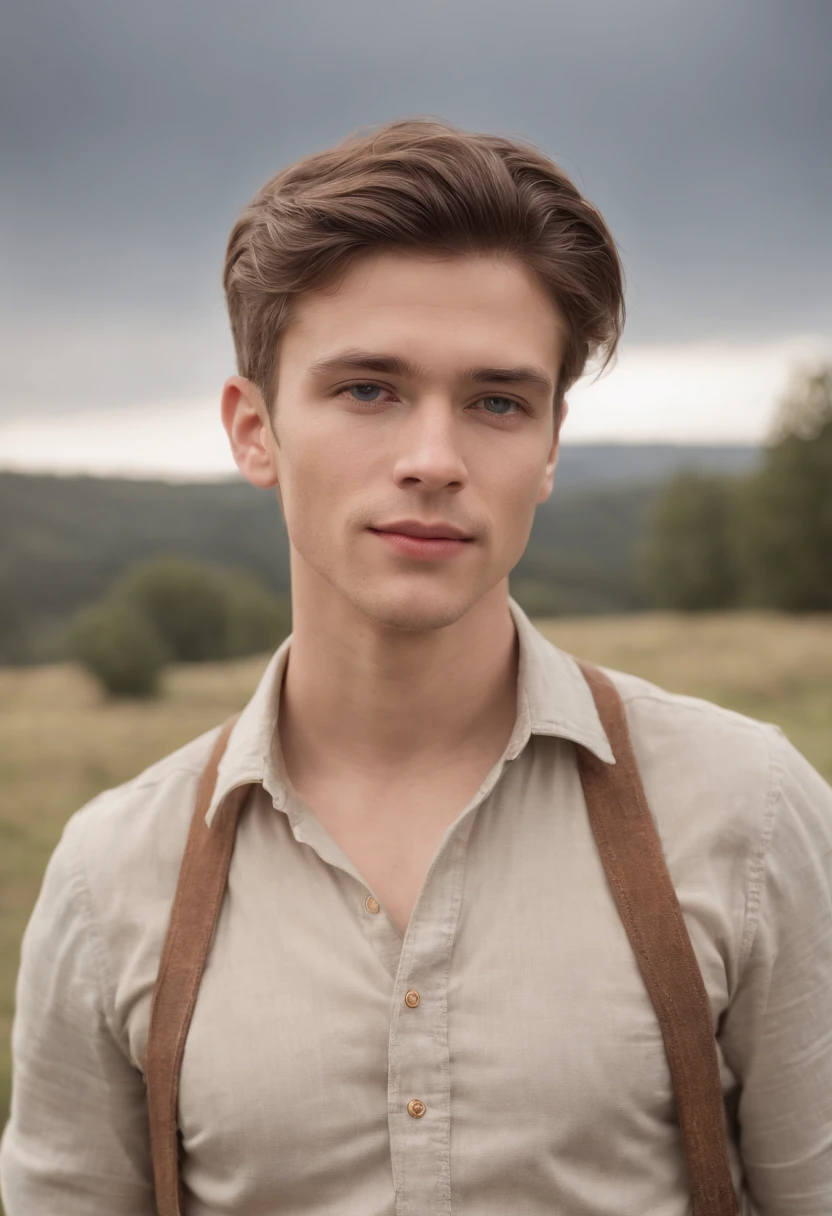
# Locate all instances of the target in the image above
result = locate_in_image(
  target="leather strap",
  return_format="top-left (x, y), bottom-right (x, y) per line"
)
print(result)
top-left (145, 662), bottom-right (738, 1215)
top-left (145, 715), bottom-right (246, 1216)
top-left (575, 659), bottom-right (738, 1215)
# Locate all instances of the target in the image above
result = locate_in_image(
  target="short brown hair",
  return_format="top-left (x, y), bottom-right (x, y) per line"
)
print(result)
top-left (223, 118), bottom-right (626, 410)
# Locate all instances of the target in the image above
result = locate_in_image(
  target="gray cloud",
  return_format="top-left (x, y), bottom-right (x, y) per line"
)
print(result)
top-left (2, 0), bottom-right (830, 417)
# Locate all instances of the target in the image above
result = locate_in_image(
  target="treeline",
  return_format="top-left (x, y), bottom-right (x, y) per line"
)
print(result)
top-left (643, 364), bottom-right (832, 611)
top-left (1, 443), bottom-right (759, 665)
top-left (6, 360), bottom-right (827, 680)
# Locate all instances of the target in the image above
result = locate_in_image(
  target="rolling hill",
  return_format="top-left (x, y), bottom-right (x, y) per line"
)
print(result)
top-left (0, 443), bottom-right (759, 662)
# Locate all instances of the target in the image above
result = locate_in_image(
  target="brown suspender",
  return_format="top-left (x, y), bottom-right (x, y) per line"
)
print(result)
top-left (574, 661), bottom-right (738, 1215)
top-left (145, 717), bottom-right (247, 1216)
top-left (144, 660), bottom-right (739, 1216)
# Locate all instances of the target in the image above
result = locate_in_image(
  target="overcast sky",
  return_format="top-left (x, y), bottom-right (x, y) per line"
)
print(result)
top-left (2, 0), bottom-right (830, 475)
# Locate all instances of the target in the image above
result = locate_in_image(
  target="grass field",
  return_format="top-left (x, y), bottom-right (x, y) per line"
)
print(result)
top-left (1, 610), bottom-right (831, 1173)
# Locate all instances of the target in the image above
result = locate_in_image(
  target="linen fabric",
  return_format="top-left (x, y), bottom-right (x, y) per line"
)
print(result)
top-left (2, 596), bottom-right (831, 1215)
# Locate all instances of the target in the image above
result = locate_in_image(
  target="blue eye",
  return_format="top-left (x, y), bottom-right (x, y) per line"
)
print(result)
top-left (482, 396), bottom-right (518, 416)
top-left (348, 384), bottom-right (383, 402)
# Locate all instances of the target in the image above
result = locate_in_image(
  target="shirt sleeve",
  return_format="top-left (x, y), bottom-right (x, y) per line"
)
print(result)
top-left (719, 727), bottom-right (832, 1215)
top-left (0, 812), bottom-right (156, 1215)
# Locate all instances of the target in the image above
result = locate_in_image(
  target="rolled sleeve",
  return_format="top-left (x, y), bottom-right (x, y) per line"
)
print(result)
top-left (720, 728), bottom-right (832, 1215)
top-left (0, 812), bottom-right (155, 1215)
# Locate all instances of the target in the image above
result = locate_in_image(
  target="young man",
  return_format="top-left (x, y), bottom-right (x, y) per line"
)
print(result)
top-left (2, 119), bottom-right (831, 1215)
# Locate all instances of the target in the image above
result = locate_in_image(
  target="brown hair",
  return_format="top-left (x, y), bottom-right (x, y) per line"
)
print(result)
top-left (223, 117), bottom-right (626, 411)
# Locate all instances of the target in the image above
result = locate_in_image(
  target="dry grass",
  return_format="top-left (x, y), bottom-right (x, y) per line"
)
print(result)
top-left (1, 611), bottom-right (831, 1152)
top-left (538, 611), bottom-right (832, 779)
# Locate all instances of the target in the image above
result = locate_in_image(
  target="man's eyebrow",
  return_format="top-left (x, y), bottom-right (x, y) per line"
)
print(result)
top-left (306, 350), bottom-right (423, 380)
top-left (462, 364), bottom-right (554, 396)
top-left (306, 349), bottom-right (554, 396)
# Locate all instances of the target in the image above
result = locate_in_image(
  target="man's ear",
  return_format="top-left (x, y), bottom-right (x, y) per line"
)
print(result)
top-left (536, 397), bottom-right (569, 505)
top-left (221, 376), bottom-right (279, 489)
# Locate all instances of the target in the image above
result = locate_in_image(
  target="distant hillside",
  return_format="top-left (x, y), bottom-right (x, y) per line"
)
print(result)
top-left (551, 442), bottom-right (758, 489)
top-left (0, 443), bottom-right (758, 662)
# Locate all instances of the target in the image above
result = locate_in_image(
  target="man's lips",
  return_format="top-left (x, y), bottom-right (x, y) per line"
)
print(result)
top-left (370, 522), bottom-right (473, 540)
top-left (368, 529), bottom-right (474, 560)
top-left (370, 529), bottom-right (473, 541)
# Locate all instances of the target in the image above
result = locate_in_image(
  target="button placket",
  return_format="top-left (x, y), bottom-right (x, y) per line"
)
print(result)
top-left (388, 828), bottom-right (478, 1216)
top-left (355, 887), bottom-right (404, 982)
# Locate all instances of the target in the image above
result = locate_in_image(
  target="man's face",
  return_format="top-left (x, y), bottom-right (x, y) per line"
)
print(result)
top-left (263, 250), bottom-right (565, 631)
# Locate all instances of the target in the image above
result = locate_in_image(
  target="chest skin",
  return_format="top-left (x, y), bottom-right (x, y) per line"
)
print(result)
top-left (291, 771), bottom-right (490, 935)
top-left (282, 717), bottom-right (518, 936)
top-left (275, 661), bottom-right (521, 936)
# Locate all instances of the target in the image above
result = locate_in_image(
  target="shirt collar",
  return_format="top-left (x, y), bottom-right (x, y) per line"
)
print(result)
top-left (205, 593), bottom-right (614, 827)
top-left (504, 594), bottom-right (615, 766)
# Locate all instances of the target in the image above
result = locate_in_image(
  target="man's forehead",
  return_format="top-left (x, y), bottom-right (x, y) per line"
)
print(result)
top-left (296, 247), bottom-right (553, 304)
top-left (280, 252), bottom-right (565, 376)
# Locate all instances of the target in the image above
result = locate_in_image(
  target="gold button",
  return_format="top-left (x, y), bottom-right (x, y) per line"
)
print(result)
top-left (365, 895), bottom-right (380, 915)
top-left (404, 990), bottom-right (420, 1008)
top-left (407, 1099), bottom-right (426, 1118)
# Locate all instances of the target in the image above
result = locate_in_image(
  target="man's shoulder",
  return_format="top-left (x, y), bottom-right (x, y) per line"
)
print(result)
top-left (603, 664), bottom-right (781, 754)
top-left (598, 664), bottom-right (787, 829)
top-left (72, 723), bottom-right (224, 833)
top-left (56, 723), bottom-right (228, 922)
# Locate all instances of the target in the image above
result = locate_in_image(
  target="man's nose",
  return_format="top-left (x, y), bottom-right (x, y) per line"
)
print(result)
top-left (391, 400), bottom-right (469, 489)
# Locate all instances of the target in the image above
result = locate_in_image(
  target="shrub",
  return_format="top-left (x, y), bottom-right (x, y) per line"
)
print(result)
top-left (113, 558), bottom-right (230, 662)
top-left (70, 558), bottom-right (292, 696)
top-left (213, 569), bottom-right (293, 658)
top-left (70, 598), bottom-right (169, 698)
top-left (113, 557), bottom-right (292, 661)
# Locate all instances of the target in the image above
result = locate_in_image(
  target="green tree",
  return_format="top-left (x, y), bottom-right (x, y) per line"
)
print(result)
top-left (739, 364), bottom-right (832, 610)
top-left (114, 558), bottom-right (230, 661)
top-left (642, 473), bottom-right (741, 610)
top-left (112, 557), bottom-right (292, 662)
top-left (214, 568), bottom-right (293, 658)
top-left (69, 557), bottom-right (292, 697)
top-left (71, 598), bottom-right (169, 697)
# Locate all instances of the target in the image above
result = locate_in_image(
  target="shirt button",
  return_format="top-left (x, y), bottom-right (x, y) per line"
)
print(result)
top-left (365, 895), bottom-right (380, 915)
top-left (404, 990), bottom-right (421, 1008)
top-left (407, 1099), bottom-right (426, 1118)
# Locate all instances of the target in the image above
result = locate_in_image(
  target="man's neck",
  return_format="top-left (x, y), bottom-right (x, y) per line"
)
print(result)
top-left (277, 584), bottom-right (520, 789)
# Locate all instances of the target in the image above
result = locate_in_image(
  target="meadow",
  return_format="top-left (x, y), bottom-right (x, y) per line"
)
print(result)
top-left (1, 610), bottom-right (831, 1154)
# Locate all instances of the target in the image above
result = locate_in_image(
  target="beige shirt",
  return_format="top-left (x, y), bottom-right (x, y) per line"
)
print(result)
top-left (2, 596), bottom-right (832, 1215)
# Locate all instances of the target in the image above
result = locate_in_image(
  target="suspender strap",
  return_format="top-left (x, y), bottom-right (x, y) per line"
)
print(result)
top-left (145, 662), bottom-right (738, 1215)
top-left (575, 659), bottom-right (738, 1215)
top-left (145, 715), bottom-right (245, 1216)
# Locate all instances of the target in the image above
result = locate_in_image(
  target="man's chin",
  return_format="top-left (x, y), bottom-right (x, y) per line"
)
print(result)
top-left (345, 583), bottom-right (486, 635)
